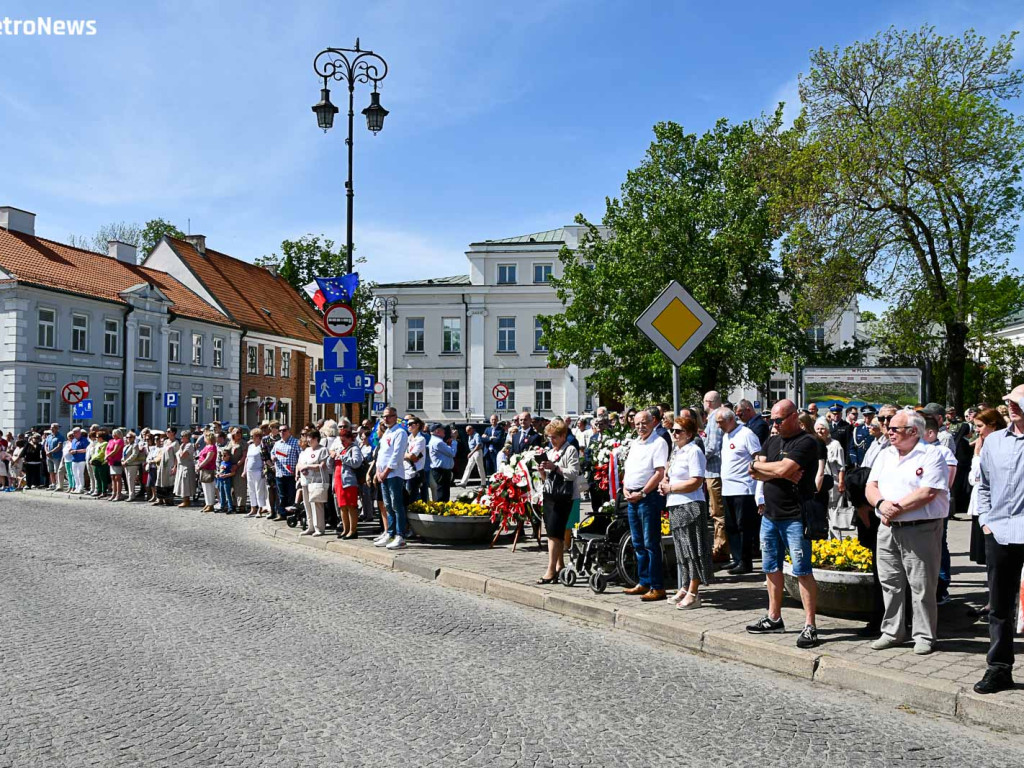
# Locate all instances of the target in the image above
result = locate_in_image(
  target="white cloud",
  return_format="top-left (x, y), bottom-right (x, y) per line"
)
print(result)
top-left (768, 76), bottom-right (802, 128)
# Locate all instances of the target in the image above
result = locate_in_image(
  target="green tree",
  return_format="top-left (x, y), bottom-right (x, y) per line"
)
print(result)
top-left (256, 235), bottom-right (379, 370)
top-left (140, 218), bottom-right (185, 259)
top-left (776, 26), bottom-right (1024, 410)
top-left (541, 117), bottom-right (795, 404)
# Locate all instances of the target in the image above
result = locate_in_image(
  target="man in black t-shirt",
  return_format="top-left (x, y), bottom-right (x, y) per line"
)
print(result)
top-left (746, 399), bottom-right (821, 649)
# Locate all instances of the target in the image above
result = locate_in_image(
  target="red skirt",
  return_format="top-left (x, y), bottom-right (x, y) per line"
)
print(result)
top-left (334, 464), bottom-right (358, 508)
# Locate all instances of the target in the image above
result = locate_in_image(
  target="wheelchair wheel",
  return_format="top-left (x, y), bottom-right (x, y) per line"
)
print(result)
top-left (286, 515), bottom-right (298, 528)
top-left (560, 569), bottom-right (578, 587)
top-left (589, 571), bottom-right (608, 594)
top-left (615, 531), bottom-right (638, 588)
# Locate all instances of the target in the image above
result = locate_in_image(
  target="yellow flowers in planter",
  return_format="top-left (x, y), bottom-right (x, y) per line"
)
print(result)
top-left (787, 538), bottom-right (872, 572)
top-left (408, 500), bottom-right (490, 517)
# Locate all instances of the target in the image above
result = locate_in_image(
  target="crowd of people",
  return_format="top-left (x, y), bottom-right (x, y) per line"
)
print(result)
top-left (2, 384), bottom-right (1022, 696)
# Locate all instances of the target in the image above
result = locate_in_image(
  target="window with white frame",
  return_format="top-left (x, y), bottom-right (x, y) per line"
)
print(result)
top-left (191, 333), bottom-right (203, 365)
top-left (497, 317), bottom-right (516, 352)
top-left (408, 380), bottom-right (423, 411)
top-left (442, 317), bottom-right (461, 353)
top-left (246, 345), bottom-right (257, 374)
top-left (497, 264), bottom-right (517, 285)
top-left (534, 381), bottom-right (552, 413)
top-left (211, 397), bottom-right (223, 422)
top-left (167, 405), bottom-right (178, 427)
top-left (71, 313), bottom-right (88, 352)
top-left (534, 317), bottom-right (547, 352)
top-left (806, 325), bottom-right (825, 350)
top-left (168, 330), bottom-right (180, 363)
top-left (191, 395), bottom-right (202, 425)
top-left (281, 350), bottom-right (291, 378)
top-left (533, 263), bottom-right (553, 283)
top-left (213, 337), bottom-right (224, 368)
top-left (443, 380), bottom-right (460, 412)
top-left (37, 308), bottom-right (56, 348)
top-left (103, 392), bottom-right (117, 425)
top-left (407, 318), bottom-right (424, 352)
top-left (138, 325), bottom-right (152, 359)
top-left (264, 347), bottom-right (275, 376)
top-left (103, 319), bottom-right (119, 355)
top-left (36, 389), bottom-right (54, 424)
top-left (498, 380), bottom-right (515, 410)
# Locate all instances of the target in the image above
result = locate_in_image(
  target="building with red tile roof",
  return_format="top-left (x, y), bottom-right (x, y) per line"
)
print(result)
top-left (144, 235), bottom-right (327, 427)
top-left (0, 207), bottom-right (241, 431)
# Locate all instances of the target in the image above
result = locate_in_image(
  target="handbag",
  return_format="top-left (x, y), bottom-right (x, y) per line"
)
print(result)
top-left (548, 471), bottom-right (574, 500)
top-left (199, 469), bottom-right (215, 484)
top-left (306, 482), bottom-right (329, 504)
top-left (801, 472), bottom-right (833, 541)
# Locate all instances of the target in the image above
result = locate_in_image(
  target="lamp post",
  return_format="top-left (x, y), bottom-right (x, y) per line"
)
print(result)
top-left (373, 296), bottom-right (399, 404)
top-left (312, 39), bottom-right (389, 275)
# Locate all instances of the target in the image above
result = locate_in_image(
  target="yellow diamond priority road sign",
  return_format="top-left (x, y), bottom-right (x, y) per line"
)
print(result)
top-left (635, 281), bottom-right (717, 366)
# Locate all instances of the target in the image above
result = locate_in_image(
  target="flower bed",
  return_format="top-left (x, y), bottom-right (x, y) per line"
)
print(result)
top-left (783, 538), bottom-right (875, 617)
top-left (406, 500), bottom-right (497, 544)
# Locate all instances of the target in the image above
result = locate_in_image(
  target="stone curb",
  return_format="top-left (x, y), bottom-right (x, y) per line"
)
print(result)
top-left (256, 520), bottom-right (1024, 734)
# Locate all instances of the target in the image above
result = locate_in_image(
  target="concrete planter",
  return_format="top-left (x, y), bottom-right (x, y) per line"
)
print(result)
top-left (407, 512), bottom-right (498, 544)
top-left (783, 561), bottom-right (875, 618)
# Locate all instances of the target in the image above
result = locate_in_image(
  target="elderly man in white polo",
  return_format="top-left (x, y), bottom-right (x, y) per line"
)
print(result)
top-left (865, 409), bottom-right (950, 655)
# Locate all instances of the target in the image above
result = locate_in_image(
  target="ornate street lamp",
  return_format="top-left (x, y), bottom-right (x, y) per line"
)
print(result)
top-left (373, 296), bottom-right (398, 403)
top-left (312, 39), bottom-right (389, 275)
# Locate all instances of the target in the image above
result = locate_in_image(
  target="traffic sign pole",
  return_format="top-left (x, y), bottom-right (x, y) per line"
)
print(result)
top-left (672, 365), bottom-right (680, 417)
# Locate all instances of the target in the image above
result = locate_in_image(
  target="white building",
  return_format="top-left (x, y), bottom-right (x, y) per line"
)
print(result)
top-left (373, 227), bottom-right (593, 422)
top-left (0, 207), bottom-right (241, 431)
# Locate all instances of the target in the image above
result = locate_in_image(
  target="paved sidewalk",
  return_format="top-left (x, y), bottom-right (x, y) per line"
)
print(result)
top-left (260, 512), bottom-right (1024, 733)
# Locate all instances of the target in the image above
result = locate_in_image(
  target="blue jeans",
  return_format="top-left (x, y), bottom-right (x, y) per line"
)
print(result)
top-left (760, 516), bottom-right (813, 576)
top-left (382, 475), bottom-right (407, 538)
top-left (216, 478), bottom-right (234, 512)
top-left (275, 475), bottom-right (296, 517)
top-left (627, 489), bottom-right (666, 590)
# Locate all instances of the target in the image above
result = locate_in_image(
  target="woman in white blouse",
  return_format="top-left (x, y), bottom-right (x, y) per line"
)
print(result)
top-left (244, 428), bottom-right (270, 517)
top-left (658, 416), bottom-right (713, 609)
top-left (815, 418), bottom-right (848, 536)
top-left (296, 428), bottom-right (330, 536)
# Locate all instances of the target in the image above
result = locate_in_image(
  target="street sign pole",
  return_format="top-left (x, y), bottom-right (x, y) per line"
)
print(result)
top-left (672, 364), bottom-right (680, 416)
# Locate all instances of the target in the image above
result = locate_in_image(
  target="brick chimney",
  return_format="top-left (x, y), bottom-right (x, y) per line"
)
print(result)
top-left (184, 234), bottom-right (206, 255)
top-left (108, 240), bottom-right (138, 264)
top-left (0, 206), bottom-right (36, 236)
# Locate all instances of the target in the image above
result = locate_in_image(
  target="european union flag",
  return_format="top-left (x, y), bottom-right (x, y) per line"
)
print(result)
top-left (315, 273), bottom-right (360, 305)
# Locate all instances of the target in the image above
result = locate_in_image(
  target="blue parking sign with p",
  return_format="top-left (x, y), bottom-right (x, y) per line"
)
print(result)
top-left (72, 399), bottom-right (93, 419)
top-left (164, 392), bottom-right (179, 408)
top-left (495, 399), bottom-right (507, 411)
top-left (372, 401), bottom-right (386, 414)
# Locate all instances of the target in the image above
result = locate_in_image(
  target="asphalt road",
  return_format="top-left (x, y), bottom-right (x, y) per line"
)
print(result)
top-left (3, 493), bottom-right (1024, 768)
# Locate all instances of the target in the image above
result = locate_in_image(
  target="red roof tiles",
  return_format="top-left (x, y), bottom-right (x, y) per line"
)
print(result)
top-left (0, 229), bottom-right (234, 326)
top-left (163, 237), bottom-right (324, 344)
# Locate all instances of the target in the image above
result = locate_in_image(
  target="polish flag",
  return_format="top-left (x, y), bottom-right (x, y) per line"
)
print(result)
top-left (302, 281), bottom-right (327, 311)
top-left (608, 449), bottom-right (620, 501)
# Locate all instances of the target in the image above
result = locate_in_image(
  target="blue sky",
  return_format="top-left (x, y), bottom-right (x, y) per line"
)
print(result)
top-left (1, 0), bottom-right (1022, 290)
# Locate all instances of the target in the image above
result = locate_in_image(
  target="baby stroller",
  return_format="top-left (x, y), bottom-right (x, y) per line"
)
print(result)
top-left (560, 501), bottom-right (637, 593)
top-left (284, 504), bottom-right (307, 530)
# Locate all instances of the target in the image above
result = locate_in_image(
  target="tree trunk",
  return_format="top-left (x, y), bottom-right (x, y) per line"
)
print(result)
top-left (944, 321), bottom-right (969, 412)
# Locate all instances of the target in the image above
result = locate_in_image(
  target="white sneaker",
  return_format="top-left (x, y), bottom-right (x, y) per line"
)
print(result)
top-left (373, 533), bottom-right (392, 547)
top-left (386, 535), bottom-right (407, 550)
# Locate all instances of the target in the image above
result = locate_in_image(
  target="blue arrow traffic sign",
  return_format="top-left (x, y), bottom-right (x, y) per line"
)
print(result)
top-left (72, 399), bottom-right (93, 419)
top-left (315, 370), bottom-right (368, 404)
top-left (323, 336), bottom-right (358, 370)
top-left (164, 392), bottom-right (179, 408)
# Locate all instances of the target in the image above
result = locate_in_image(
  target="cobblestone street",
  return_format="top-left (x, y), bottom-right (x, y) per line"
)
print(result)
top-left (4, 493), bottom-right (1024, 767)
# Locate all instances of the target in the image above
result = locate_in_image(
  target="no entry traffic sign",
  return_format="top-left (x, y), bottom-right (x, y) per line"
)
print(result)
top-left (492, 383), bottom-right (509, 401)
top-left (61, 380), bottom-right (89, 405)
